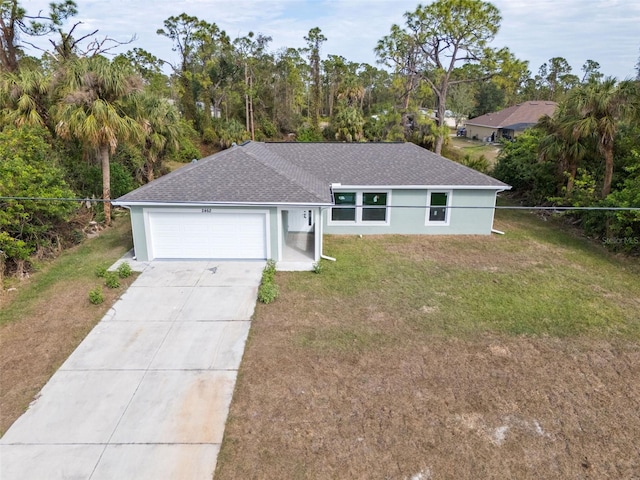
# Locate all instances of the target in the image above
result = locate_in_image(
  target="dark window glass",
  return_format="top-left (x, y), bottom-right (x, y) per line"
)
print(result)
top-left (429, 192), bottom-right (448, 222)
top-left (332, 192), bottom-right (356, 221)
top-left (362, 192), bottom-right (387, 221)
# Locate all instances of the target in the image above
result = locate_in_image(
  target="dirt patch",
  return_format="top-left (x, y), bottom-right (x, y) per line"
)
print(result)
top-left (381, 231), bottom-right (572, 273)
top-left (216, 274), bottom-right (640, 479)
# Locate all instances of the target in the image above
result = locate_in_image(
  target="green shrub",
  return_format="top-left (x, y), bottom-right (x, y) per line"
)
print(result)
top-left (493, 129), bottom-right (557, 203)
top-left (258, 118), bottom-right (278, 139)
top-left (202, 127), bottom-right (217, 145)
top-left (312, 261), bottom-right (323, 274)
top-left (88, 286), bottom-right (104, 305)
top-left (460, 153), bottom-right (490, 174)
top-left (116, 261), bottom-right (132, 278)
top-left (334, 106), bottom-right (364, 142)
top-left (205, 119), bottom-right (250, 149)
top-left (174, 135), bottom-right (201, 163)
top-left (104, 271), bottom-right (120, 289)
top-left (263, 259), bottom-right (277, 278)
top-left (296, 126), bottom-right (323, 142)
top-left (258, 259), bottom-right (279, 303)
top-left (0, 126), bottom-right (78, 274)
top-left (110, 163), bottom-right (137, 198)
top-left (95, 264), bottom-right (109, 278)
top-left (258, 281), bottom-right (279, 304)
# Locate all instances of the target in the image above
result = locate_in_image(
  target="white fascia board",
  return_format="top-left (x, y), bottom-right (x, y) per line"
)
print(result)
top-left (332, 185), bottom-right (511, 191)
top-left (465, 122), bottom-right (503, 128)
top-left (113, 200), bottom-right (333, 207)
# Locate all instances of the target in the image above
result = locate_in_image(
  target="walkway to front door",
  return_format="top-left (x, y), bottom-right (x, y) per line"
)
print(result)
top-left (282, 209), bottom-right (315, 262)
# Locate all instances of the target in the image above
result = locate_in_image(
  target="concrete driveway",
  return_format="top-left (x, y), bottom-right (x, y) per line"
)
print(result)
top-left (0, 260), bottom-right (264, 480)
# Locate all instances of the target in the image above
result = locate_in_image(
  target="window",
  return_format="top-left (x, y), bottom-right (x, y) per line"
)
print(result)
top-left (332, 192), bottom-right (356, 221)
top-left (426, 191), bottom-right (451, 225)
top-left (362, 192), bottom-right (387, 221)
top-left (330, 191), bottom-right (390, 224)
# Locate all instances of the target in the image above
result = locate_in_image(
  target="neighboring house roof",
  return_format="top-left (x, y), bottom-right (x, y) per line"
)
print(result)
top-left (466, 101), bottom-right (557, 129)
top-left (116, 141), bottom-right (509, 205)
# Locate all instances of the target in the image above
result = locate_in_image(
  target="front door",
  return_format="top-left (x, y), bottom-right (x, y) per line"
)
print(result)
top-left (287, 208), bottom-right (314, 233)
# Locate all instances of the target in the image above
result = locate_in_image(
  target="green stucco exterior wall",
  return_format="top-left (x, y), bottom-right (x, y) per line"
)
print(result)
top-left (125, 190), bottom-right (499, 261)
top-left (126, 205), bottom-right (279, 261)
top-left (322, 189), bottom-right (498, 235)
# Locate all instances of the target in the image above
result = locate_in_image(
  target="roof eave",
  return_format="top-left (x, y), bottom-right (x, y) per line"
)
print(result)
top-left (332, 184), bottom-right (510, 190)
top-left (114, 200), bottom-right (334, 208)
top-left (464, 122), bottom-right (503, 128)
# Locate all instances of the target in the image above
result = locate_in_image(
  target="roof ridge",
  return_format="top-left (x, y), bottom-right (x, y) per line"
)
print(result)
top-left (240, 142), bottom-right (330, 202)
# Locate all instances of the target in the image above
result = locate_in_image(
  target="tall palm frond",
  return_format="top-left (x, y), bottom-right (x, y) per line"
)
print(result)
top-left (0, 67), bottom-right (51, 129)
top-left (53, 56), bottom-right (143, 225)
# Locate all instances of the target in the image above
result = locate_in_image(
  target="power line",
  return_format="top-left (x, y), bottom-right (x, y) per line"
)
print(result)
top-left (331, 205), bottom-right (640, 211)
top-left (1, 196), bottom-right (639, 211)
top-left (0, 196), bottom-right (107, 203)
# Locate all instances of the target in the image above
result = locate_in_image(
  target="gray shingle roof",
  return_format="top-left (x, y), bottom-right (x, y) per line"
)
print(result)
top-left (262, 142), bottom-right (507, 187)
top-left (465, 101), bottom-right (558, 128)
top-left (116, 142), bottom-right (509, 205)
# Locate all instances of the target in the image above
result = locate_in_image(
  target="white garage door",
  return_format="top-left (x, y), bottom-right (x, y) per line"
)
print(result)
top-left (147, 210), bottom-right (267, 259)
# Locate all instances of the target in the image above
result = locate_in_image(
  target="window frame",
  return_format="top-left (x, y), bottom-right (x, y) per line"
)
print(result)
top-left (331, 191), bottom-right (357, 222)
top-left (425, 190), bottom-right (452, 226)
top-left (329, 190), bottom-right (391, 226)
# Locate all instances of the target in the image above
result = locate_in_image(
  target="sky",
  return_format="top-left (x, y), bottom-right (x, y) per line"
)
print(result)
top-left (22, 0), bottom-right (640, 80)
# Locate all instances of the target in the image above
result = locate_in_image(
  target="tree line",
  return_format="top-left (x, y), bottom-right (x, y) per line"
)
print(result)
top-left (494, 78), bottom-right (640, 253)
top-left (1, 0), bottom-right (639, 276)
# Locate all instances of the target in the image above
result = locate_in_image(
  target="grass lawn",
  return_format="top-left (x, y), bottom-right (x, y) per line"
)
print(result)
top-left (0, 215), bottom-right (136, 435)
top-left (215, 209), bottom-right (640, 479)
top-left (448, 135), bottom-right (501, 166)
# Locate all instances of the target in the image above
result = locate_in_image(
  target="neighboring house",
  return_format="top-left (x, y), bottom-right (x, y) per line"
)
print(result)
top-left (195, 101), bottom-right (222, 118)
top-left (465, 101), bottom-right (557, 141)
top-left (115, 142), bottom-right (510, 269)
top-left (419, 108), bottom-right (461, 128)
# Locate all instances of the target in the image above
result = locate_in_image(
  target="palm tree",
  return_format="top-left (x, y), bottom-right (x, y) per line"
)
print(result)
top-left (537, 110), bottom-right (586, 196)
top-left (132, 92), bottom-right (184, 182)
top-left (566, 78), bottom-right (638, 197)
top-left (0, 66), bottom-right (51, 129)
top-left (54, 56), bottom-right (142, 225)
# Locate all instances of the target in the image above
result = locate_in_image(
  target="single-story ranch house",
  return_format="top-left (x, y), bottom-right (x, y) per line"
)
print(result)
top-left (115, 142), bottom-right (510, 269)
top-left (464, 101), bottom-right (557, 141)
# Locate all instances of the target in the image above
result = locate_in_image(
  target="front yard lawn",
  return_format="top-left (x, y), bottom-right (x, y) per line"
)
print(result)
top-left (0, 216), bottom-right (136, 435)
top-left (216, 209), bottom-right (640, 479)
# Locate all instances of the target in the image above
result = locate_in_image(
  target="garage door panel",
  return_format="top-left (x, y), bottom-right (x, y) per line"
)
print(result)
top-left (148, 211), bottom-right (267, 259)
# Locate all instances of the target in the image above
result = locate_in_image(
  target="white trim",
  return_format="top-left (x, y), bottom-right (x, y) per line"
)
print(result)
top-left (115, 201), bottom-right (332, 208)
top-left (277, 207), bottom-right (321, 262)
top-left (114, 188), bottom-right (510, 210)
top-left (425, 190), bottom-right (452, 226)
top-left (328, 190), bottom-right (392, 227)
top-left (464, 123), bottom-right (503, 129)
top-left (143, 207), bottom-right (270, 260)
top-left (314, 207), bottom-right (321, 261)
top-left (330, 185), bottom-right (510, 191)
top-left (489, 191), bottom-right (498, 234)
top-left (276, 206), bottom-right (283, 262)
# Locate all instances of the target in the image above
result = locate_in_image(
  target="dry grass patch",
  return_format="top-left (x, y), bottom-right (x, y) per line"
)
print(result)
top-left (0, 217), bottom-right (135, 435)
top-left (448, 136), bottom-right (501, 165)
top-left (216, 209), bottom-right (640, 479)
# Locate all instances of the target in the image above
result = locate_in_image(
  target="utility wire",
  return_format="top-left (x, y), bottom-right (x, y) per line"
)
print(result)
top-left (1, 196), bottom-right (639, 211)
top-left (1, 196), bottom-right (107, 202)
